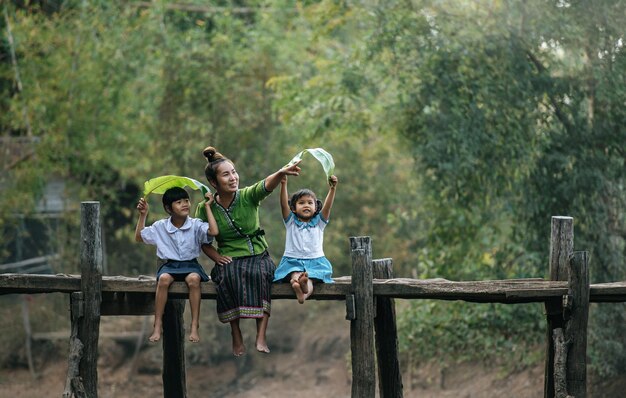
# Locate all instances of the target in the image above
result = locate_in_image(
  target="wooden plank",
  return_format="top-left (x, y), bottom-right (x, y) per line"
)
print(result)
top-left (0, 273), bottom-right (81, 293)
top-left (101, 292), bottom-right (155, 316)
top-left (33, 331), bottom-right (144, 342)
top-left (350, 236), bottom-right (375, 398)
top-left (2, 273), bottom-right (626, 302)
top-left (372, 279), bottom-right (569, 302)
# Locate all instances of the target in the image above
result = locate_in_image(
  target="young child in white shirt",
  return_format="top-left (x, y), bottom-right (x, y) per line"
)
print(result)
top-left (273, 175), bottom-right (338, 303)
top-left (135, 186), bottom-right (218, 343)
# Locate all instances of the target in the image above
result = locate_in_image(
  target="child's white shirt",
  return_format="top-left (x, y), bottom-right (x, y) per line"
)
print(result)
top-left (141, 216), bottom-right (212, 260)
top-left (282, 213), bottom-right (327, 259)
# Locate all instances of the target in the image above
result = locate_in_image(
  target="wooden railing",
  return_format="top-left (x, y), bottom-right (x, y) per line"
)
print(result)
top-left (2, 203), bottom-right (626, 398)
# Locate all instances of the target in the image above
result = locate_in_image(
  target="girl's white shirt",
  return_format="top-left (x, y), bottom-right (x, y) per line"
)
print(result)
top-left (282, 212), bottom-right (328, 259)
top-left (141, 217), bottom-right (213, 261)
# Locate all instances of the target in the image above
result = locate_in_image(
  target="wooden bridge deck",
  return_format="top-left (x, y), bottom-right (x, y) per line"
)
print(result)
top-left (2, 273), bottom-right (626, 303)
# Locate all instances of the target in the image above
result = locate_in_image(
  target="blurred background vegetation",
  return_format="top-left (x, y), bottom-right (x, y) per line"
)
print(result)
top-left (0, 0), bottom-right (624, 380)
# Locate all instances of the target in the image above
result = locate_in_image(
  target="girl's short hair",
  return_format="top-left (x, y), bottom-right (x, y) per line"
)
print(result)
top-left (162, 187), bottom-right (189, 211)
top-left (203, 146), bottom-right (231, 184)
top-left (289, 189), bottom-right (322, 215)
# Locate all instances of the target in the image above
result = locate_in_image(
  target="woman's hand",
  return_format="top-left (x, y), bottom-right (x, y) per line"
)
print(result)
top-left (281, 160), bottom-right (301, 176)
top-left (266, 160), bottom-right (301, 191)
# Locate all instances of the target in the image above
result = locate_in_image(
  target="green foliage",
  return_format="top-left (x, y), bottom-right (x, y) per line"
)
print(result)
top-left (361, 0), bottom-right (626, 376)
top-left (1, 0), bottom-right (625, 378)
top-left (398, 300), bottom-right (544, 368)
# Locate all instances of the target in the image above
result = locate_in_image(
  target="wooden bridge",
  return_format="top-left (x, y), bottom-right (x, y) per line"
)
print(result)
top-left (2, 202), bottom-right (626, 398)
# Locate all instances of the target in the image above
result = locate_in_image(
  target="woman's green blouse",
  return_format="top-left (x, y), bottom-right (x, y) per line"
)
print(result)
top-left (195, 179), bottom-right (272, 258)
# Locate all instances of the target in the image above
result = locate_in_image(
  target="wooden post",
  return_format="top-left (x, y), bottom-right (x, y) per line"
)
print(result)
top-left (350, 236), bottom-right (375, 398)
top-left (552, 328), bottom-right (569, 398)
top-left (64, 292), bottom-right (86, 398)
top-left (78, 202), bottom-right (102, 397)
top-left (373, 258), bottom-right (403, 398)
top-left (564, 251), bottom-right (589, 397)
top-left (162, 299), bottom-right (186, 398)
top-left (544, 216), bottom-right (573, 398)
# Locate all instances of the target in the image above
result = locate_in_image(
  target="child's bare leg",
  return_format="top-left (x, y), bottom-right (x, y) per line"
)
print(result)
top-left (255, 313), bottom-right (270, 353)
top-left (230, 319), bottom-right (245, 356)
top-left (185, 273), bottom-right (202, 343)
top-left (149, 273), bottom-right (174, 342)
top-left (289, 271), bottom-right (304, 304)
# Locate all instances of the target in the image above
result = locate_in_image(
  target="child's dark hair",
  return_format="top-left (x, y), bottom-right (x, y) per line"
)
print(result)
top-left (289, 189), bottom-right (322, 215)
top-left (203, 146), bottom-right (230, 185)
top-left (162, 187), bottom-right (189, 212)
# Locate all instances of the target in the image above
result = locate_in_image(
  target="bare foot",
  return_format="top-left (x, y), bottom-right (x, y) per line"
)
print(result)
top-left (189, 325), bottom-right (200, 343)
top-left (256, 341), bottom-right (270, 353)
top-left (148, 326), bottom-right (161, 343)
top-left (232, 330), bottom-right (246, 357)
top-left (299, 272), bottom-right (309, 294)
top-left (291, 279), bottom-right (305, 304)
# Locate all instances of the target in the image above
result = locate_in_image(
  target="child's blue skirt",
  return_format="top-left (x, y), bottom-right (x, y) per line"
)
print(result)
top-left (273, 256), bottom-right (334, 283)
top-left (156, 259), bottom-right (209, 282)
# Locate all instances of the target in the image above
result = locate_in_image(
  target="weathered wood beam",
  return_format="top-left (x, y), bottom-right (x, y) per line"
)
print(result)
top-left (545, 216), bottom-right (573, 398)
top-left (372, 279), bottom-right (569, 303)
top-left (564, 251), bottom-right (589, 397)
top-left (78, 202), bottom-right (102, 397)
top-left (350, 236), bottom-right (376, 398)
top-left (373, 258), bottom-right (403, 398)
top-left (3, 273), bottom-right (626, 302)
top-left (162, 299), bottom-right (186, 398)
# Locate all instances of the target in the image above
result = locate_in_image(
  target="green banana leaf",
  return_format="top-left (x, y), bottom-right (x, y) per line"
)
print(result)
top-left (286, 148), bottom-right (335, 180)
top-left (143, 175), bottom-right (210, 197)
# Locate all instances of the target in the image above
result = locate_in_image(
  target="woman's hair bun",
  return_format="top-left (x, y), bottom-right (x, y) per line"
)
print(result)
top-left (203, 146), bottom-right (223, 163)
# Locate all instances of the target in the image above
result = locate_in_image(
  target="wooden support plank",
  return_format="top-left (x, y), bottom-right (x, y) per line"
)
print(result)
top-left (345, 294), bottom-right (356, 321)
top-left (350, 236), bottom-right (375, 398)
top-left (372, 279), bottom-right (569, 302)
top-left (78, 202), bottom-right (103, 398)
top-left (564, 251), bottom-right (589, 397)
top-left (4, 273), bottom-right (626, 302)
top-left (544, 216), bottom-right (573, 398)
top-left (162, 299), bottom-right (186, 398)
top-left (101, 292), bottom-right (155, 316)
top-left (373, 258), bottom-right (403, 398)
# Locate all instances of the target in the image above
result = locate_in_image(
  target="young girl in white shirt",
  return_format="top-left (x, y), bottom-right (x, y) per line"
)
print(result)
top-left (273, 175), bottom-right (338, 303)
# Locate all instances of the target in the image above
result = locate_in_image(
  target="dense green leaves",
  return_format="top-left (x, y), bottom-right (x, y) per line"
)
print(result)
top-left (1, 0), bottom-right (625, 377)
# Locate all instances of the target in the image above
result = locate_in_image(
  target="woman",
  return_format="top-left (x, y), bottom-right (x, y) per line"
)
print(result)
top-left (196, 146), bottom-right (301, 356)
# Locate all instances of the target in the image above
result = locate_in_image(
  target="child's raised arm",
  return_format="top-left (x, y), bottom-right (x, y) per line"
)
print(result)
top-left (135, 197), bottom-right (149, 242)
top-left (203, 192), bottom-right (219, 237)
top-left (280, 176), bottom-right (291, 219)
top-left (321, 175), bottom-right (338, 221)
